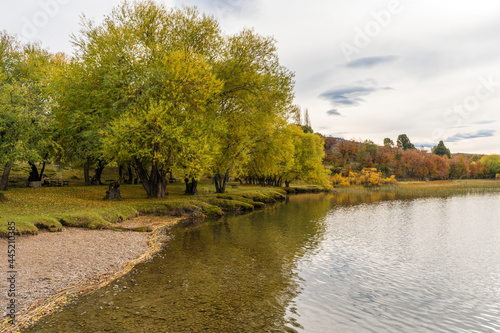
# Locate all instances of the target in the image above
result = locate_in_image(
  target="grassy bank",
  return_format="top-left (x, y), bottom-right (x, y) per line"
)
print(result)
top-left (0, 182), bottom-right (286, 237)
top-left (330, 179), bottom-right (500, 198)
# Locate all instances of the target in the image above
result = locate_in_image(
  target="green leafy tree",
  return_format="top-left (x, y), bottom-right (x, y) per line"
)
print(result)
top-left (56, 2), bottom-right (224, 196)
top-left (283, 125), bottom-right (330, 188)
top-left (432, 140), bottom-right (451, 158)
top-left (210, 28), bottom-right (294, 193)
top-left (383, 138), bottom-right (394, 148)
top-left (242, 120), bottom-right (295, 187)
top-left (0, 32), bottom-right (57, 189)
top-left (396, 134), bottom-right (415, 150)
top-left (104, 51), bottom-right (222, 197)
top-left (480, 154), bottom-right (500, 178)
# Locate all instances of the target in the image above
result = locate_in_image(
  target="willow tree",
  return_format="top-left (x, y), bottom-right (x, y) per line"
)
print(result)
top-left (211, 29), bottom-right (295, 193)
top-left (282, 125), bottom-right (330, 188)
top-left (0, 32), bottom-right (57, 189)
top-left (242, 120), bottom-right (295, 187)
top-left (104, 51), bottom-right (222, 197)
top-left (57, 2), bottom-right (224, 197)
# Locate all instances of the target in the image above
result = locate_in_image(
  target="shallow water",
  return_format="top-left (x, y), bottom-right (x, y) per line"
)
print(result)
top-left (26, 192), bottom-right (500, 332)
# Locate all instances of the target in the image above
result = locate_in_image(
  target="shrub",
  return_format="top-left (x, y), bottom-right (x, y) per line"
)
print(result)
top-left (331, 168), bottom-right (397, 187)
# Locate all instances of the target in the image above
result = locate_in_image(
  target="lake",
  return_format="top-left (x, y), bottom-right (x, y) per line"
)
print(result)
top-left (26, 192), bottom-right (500, 332)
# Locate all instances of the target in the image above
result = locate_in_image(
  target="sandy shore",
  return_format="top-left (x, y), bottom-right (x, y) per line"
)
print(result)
top-left (0, 216), bottom-right (180, 331)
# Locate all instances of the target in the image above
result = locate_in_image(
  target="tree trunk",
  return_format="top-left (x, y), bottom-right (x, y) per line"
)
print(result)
top-left (91, 160), bottom-right (105, 185)
top-left (28, 161), bottom-right (45, 181)
top-left (127, 163), bottom-right (133, 184)
top-left (118, 164), bottom-right (124, 183)
top-left (285, 180), bottom-right (291, 188)
top-left (214, 172), bottom-right (229, 193)
top-left (84, 158), bottom-right (91, 186)
top-left (135, 159), bottom-right (166, 197)
top-left (184, 177), bottom-right (198, 195)
top-left (0, 162), bottom-right (12, 191)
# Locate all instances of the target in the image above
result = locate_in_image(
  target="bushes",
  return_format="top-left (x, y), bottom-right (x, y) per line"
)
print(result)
top-left (331, 168), bottom-right (397, 187)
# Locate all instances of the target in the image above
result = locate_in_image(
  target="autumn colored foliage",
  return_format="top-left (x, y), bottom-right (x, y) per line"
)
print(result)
top-left (331, 168), bottom-right (397, 187)
top-left (324, 137), bottom-right (496, 181)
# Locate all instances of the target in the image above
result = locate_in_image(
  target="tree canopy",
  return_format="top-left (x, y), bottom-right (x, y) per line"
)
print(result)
top-left (432, 140), bottom-right (451, 159)
top-left (2, 1), bottom-right (325, 196)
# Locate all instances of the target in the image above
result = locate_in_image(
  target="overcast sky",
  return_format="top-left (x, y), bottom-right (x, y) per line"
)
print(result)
top-left (2, 0), bottom-right (500, 154)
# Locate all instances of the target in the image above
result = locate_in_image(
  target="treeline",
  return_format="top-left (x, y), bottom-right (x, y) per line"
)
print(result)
top-left (324, 135), bottom-right (500, 181)
top-left (0, 1), bottom-right (329, 196)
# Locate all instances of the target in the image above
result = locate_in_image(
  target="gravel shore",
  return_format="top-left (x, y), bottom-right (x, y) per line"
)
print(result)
top-left (0, 228), bottom-right (150, 320)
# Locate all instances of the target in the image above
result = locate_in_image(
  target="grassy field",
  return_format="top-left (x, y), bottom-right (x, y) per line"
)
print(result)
top-left (0, 177), bottom-right (289, 236)
top-left (331, 179), bottom-right (500, 198)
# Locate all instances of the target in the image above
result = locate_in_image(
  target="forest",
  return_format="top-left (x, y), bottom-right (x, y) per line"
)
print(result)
top-left (323, 135), bottom-right (500, 183)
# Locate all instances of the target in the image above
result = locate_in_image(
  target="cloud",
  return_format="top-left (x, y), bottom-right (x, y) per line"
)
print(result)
top-left (444, 129), bottom-right (495, 143)
top-left (413, 142), bottom-right (435, 148)
top-left (346, 56), bottom-right (399, 68)
top-left (174, 0), bottom-right (249, 16)
top-left (326, 109), bottom-right (342, 116)
top-left (474, 120), bottom-right (497, 125)
top-left (320, 85), bottom-right (392, 107)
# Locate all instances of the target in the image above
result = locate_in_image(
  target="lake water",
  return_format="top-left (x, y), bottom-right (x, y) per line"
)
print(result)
top-left (26, 192), bottom-right (500, 332)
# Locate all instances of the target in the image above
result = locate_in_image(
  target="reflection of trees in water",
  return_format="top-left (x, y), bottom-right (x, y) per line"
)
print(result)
top-left (26, 194), bottom-right (338, 332)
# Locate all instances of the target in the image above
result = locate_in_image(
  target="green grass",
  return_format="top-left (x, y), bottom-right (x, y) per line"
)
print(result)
top-left (0, 181), bottom-right (288, 237)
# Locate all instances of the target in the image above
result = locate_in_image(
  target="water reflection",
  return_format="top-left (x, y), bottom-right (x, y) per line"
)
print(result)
top-left (26, 194), bottom-right (333, 332)
top-left (25, 193), bottom-right (500, 332)
top-left (286, 193), bottom-right (500, 332)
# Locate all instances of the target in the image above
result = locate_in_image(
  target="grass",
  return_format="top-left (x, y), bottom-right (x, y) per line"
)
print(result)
top-left (0, 180), bottom-right (287, 237)
top-left (331, 179), bottom-right (500, 198)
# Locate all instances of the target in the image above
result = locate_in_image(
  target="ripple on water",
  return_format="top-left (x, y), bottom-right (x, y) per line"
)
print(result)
top-left (286, 194), bottom-right (500, 333)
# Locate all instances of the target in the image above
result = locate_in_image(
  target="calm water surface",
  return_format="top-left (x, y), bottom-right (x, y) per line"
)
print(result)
top-left (26, 192), bottom-right (500, 332)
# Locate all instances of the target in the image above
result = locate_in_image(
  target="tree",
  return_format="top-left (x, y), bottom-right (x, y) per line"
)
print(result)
top-left (241, 120), bottom-right (295, 187)
top-left (210, 28), bottom-right (294, 193)
top-left (480, 154), bottom-right (500, 178)
top-left (383, 137), bottom-right (394, 148)
top-left (0, 32), bottom-right (57, 189)
top-left (358, 140), bottom-right (378, 168)
top-left (402, 149), bottom-right (426, 179)
top-left (301, 108), bottom-right (313, 133)
top-left (396, 134), bottom-right (415, 150)
top-left (103, 49), bottom-right (222, 197)
top-left (58, 3), bottom-right (224, 196)
top-left (282, 125), bottom-right (329, 188)
top-left (432, 140), bottom-right (451, 159)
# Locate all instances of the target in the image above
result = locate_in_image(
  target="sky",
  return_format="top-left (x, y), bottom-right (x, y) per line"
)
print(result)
top-left (2, 0), bottom-right (500, 154)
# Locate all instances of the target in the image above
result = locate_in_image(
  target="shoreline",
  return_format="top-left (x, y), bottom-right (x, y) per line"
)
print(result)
top-left (0, 216), bottom-right (182, 333)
